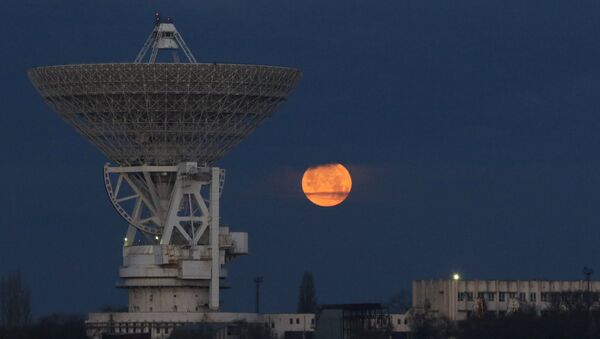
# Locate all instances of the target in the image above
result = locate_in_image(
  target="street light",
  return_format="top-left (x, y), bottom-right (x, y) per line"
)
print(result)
top-left (254, 276), bottom-right (264, 313)
top-left (453, 273), bottom-right (461, 281)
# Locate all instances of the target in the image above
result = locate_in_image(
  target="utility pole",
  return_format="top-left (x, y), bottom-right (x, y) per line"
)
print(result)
top-left (254, 276), bottom-right (264, 313)
top-left (583, 267), bottom-right (594, 309)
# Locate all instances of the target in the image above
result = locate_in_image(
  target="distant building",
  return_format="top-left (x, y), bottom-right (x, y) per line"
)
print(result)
top-left (86, 306), bottom-right (411, 339)
top-left (86, 312), bottom-right (314, 339)
top-left (413, 279), bottom-right (600, 321)
top-left (314, 303), bottom-right (410, 339)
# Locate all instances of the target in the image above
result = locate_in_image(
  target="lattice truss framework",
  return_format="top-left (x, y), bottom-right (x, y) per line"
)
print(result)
top-left (28, 63), bottom-right (301, 166)
top-left (104, 163), bottom-right (224, 245)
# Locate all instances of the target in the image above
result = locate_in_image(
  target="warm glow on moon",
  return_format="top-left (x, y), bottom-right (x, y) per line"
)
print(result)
top-left (302, 163), bottom-right (352, 207)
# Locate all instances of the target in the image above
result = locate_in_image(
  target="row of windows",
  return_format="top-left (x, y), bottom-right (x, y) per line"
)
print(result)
top-left (458, 292), bottom-right (537, 302)
top-left (274, 318), bottom-right (316, 327)
top-left (288, 318), bottom-right (315, 325)
top-left (396, 318), bottom-right (409, 325)
top-left (114, 324), bottom-right (171, 335)
top-left (130, 305), bottom-right (203, 312)
top-left (458, 292), bottom-right (600, 303)
top-left (148, 293), bottom-right (200, 301)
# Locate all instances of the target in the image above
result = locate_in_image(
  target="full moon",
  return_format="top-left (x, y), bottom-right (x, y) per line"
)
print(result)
top-left (302, 163), bottom-right (352, 207)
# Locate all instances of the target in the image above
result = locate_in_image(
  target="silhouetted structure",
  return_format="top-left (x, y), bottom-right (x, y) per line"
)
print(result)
top-left (297, 272), bottom-right (318, 313)
top-left (314, 304), bottom-right (391, 339)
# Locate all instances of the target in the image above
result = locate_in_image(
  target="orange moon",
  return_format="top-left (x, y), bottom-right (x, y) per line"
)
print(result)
top-left (302, 163), bottom-right (352, 207)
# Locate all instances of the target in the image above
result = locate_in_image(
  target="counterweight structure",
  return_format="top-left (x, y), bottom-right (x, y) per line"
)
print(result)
top-left (29, 16), bottom-right (301, 313)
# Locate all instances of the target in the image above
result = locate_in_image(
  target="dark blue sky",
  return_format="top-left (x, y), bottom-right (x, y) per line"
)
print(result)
top-left (2, 0), bottom-right (600, 316)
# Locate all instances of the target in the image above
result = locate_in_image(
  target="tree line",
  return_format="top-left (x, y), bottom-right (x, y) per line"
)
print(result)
top-left (0, 272), bottom-right (87, 339)
top-left (409, 293), bottom-right (600, 339)
top-left (0, 272), bottom-right (31, 329)
top-left (6, 269), bottom-right (600, 338)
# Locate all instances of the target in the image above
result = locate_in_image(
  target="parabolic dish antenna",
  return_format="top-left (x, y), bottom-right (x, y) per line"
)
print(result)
top-left (28, 14), bottom-right (301, 314)
top-left (29, 63), bottom-right (300, 166)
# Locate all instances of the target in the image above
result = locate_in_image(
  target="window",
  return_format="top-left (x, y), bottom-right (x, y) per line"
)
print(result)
top-left (499, 292), bottom-right (506, 302)
top-left (508, 292), bottom-right (517, 299)
top-left (311, 319), bottom-right (315, 325)
top-left (519, 293), bottom-right (526, 302)
top-left (404, 318), bottom-right (408, 325)
top-left (488, 293), bottom-right (495, 301)
top-left (466, 292), bottom-right (474, 301)
top-left (530, 293), bottom-right (537, 302)
top-left (477, 292), bottom-right (485, 299)
top-left (289, 319), bottom-right (293, 325)
top-left (398, 318), bottom-right (402, 325)
top-left (458, 292), bottom-right (465, 301)
top-left (296, 318), bottom-right (300, 324)
top-left (271, 323), bottom-right (275, 329)
top-left (541, 293), bottom-right (549, 302)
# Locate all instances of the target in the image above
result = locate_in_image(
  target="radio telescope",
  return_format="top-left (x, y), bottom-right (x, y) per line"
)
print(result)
top-left (29, 14), bottom-right (300, 312)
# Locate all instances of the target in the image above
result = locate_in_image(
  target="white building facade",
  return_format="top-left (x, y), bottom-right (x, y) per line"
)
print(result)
top-left (413, 279), bottom-right (600, 321)
top-left (86, 311), bottom-right (410, 339)
top-left (86, 312), bottom-right (314, 339)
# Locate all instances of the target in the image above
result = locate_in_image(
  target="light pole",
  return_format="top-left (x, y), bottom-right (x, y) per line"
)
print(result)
top-left (254, 276), bottom-right (264, 313)
top-left (583, 267), bottom-right (594, 309)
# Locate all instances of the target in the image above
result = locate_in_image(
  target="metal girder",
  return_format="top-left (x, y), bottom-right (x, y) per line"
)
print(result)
top-left (104, 162), bottom-right (224, 247)
top-left (173, 30), bottom-right (197, 63)
top-left (134, 29), bottom-right (156, 63)
top-left (104, 164), bottom-right (161, 236)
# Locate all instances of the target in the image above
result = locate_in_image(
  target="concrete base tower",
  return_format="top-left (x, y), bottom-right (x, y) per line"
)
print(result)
top-left (105, 164), bottom-right (248, 312)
